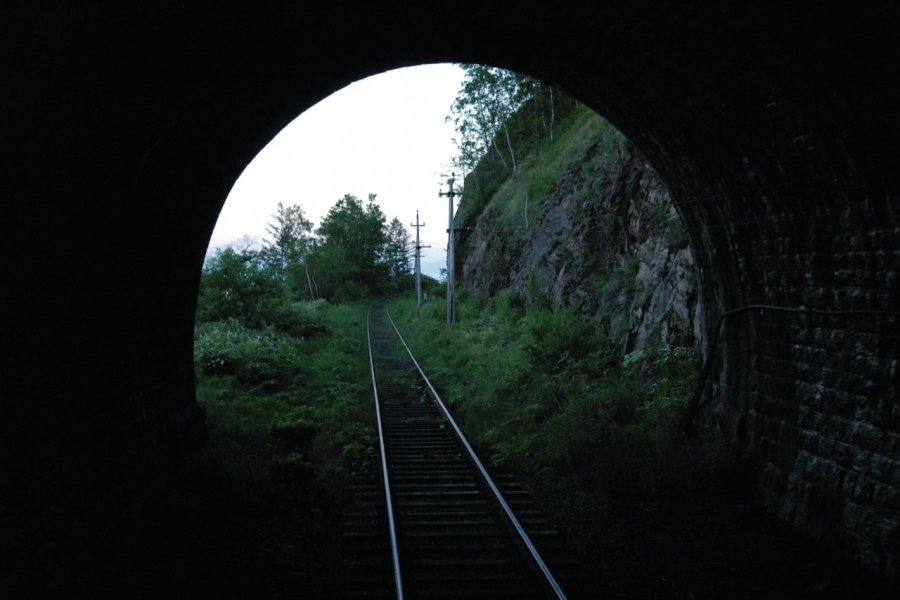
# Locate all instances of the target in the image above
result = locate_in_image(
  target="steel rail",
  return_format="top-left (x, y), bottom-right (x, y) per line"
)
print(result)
top-left (386, 308), bottom-right (569, 600)
top-left (366, 307), bottom-right (404, 600)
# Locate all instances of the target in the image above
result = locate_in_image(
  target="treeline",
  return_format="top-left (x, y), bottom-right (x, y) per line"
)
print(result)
top-left (198, 193), bottom-right (414, 329)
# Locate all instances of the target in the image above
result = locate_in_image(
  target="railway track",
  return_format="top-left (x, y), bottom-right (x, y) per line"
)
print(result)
top-left (341, 305), bottom-right (577, 599)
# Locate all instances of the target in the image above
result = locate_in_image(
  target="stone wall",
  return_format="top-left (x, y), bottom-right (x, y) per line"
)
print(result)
top-left (707, 256), bottom-right (900, 574)
top-left (672, 156), bottom-right (900, 576)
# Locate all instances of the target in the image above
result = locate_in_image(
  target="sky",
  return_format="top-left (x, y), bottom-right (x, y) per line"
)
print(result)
top-left (207, 63), bottom-right (466, 278)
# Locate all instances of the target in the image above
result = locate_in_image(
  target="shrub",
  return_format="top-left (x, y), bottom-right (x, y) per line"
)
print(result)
top-left (521, 304), bottom-right (615, 377)
top-left (493, 287), bottom-right (525, 324)
top-left (388, 295), bottom-right (706, 503)
top-left (272, 408), bottom-right (319, 455)
top-left (270, 299), bottom-right (328, 338)
top-left (194, 320), bottom-right (303, 389)
top-left (196, 247), bottom-right (284, 328)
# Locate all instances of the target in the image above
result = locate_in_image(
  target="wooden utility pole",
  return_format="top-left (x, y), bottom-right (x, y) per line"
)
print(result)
top-left (439, 174), bottom-right (459, 324)
top-left (411, 211), bottom-right (430, 307)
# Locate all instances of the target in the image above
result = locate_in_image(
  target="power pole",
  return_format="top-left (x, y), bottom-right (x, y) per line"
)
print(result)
top-left (411, 211), bottom-right (430, 307)
top-left (439, 174), bottom-right (459, 324)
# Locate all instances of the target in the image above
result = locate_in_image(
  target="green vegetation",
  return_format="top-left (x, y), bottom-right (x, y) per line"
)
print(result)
top-left (448, 65), bottom-right (569, 176)
top-left (388, 293), bottom-right (704, 501)
top-left (482, 107), bottom-right (618, 242)
top-left (195, 298), bottom-right (374, 487)
top-left (307, 193), bottom-right (391, 301)
top-left (449, 65), bottom-right (582, 229)
top-left (454, 99), bottom-right (627, 249)
top-left (194, 65), bottom-right (702, 515)
top-left (183, 66), bottom-right (722, 598)
top-left (193, 192), bottom-right (418, 495)
top-left (441, 74), bottom-right (703, 498)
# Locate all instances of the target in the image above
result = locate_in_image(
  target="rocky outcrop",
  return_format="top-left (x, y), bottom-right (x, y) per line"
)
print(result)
top-left (459, 136), bottom-right (701, 353)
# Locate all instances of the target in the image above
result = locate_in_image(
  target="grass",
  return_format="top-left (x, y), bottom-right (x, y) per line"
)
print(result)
top-left (484, 107), bottom-right (617, 242)
top-left (455, 100), bottom-right (624, 235)
top-left (194, 300), bottom-right (375, 489)
top-left (388, 292), bottom-right (707, 502)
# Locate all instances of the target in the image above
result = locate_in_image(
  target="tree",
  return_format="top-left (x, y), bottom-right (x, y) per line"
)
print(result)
top-left (448, 64), bottom-right (523, 174)
top-left (305, 241), bottom-right (357, 301)
top-left (316, 193), bottom-right (387, 272)
top-left (448, 66), bottom-right (561, 177)
top-left (196, 245), bottom-right (283, 327)
top-left (306, 193), bottom-right (388, 300)
top-left (511, 72), bottom-right (555, 149)
top-left (265, 202), bottom-right (313, 280)
top-left (384, 217), bottom-right (412, 277)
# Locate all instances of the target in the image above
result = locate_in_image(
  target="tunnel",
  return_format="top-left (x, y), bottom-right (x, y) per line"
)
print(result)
top-left (4, 2), bottom-right (898, 584)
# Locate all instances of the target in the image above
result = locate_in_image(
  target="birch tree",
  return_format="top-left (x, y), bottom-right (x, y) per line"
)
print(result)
top-left (448, 64), bottom-right (523, 173)
top-left (448, 65), bottom-right (561, 175)
top-left (265, 202), bottom-right (313, 280)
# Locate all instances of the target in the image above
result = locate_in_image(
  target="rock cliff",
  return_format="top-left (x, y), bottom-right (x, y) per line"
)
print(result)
top-left (458, 120), bottom-right (701, 353)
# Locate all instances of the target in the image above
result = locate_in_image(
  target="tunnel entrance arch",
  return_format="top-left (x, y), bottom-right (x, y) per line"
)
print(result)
top-left (7, 4), bottom-right (898, 580)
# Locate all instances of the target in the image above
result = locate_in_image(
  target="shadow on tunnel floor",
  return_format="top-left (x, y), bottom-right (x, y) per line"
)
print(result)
top-left (7, 444), bottom-right (898, 600)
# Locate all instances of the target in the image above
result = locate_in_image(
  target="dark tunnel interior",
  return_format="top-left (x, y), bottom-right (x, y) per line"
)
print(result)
top-left (4, 2), bottom-right (898, 590)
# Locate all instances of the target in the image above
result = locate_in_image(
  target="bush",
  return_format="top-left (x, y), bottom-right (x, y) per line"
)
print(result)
top-left (270, 299), bottom-right (328, 338)
top-left (272, 408), bottom-right (319, 455)
top-left (388, 293), bottom-right (705, 502)
top-left (521, 304), bottom-right (615, 377)
top-left (196, 247), bottom-right (284, 328)
top-left (194, 300), bottom-right (378, 508)
top-left (194, 320), bottom-right (303, 389)
top-left (492, 287), bottom-right (525, 324)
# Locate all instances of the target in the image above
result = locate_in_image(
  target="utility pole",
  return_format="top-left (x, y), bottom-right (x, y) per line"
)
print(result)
top-left (411, 211), bottom-right (430, 307)
top-left (439, 174), bottom-right (459, 324)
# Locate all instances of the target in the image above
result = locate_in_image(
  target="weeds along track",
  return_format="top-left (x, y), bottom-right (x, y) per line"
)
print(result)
top-left (341, 304), bottom-right (577, 599)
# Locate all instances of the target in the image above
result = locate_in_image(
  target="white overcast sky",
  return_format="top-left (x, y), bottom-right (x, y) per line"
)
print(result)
top-left (207, 63), bottom-right (466, 278)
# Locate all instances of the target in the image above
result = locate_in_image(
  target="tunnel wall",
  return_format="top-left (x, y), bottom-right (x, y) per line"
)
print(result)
top-left (3, 2), bottom-right (897, 578)
top-left (613, 16), bottom-right (900, 572)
